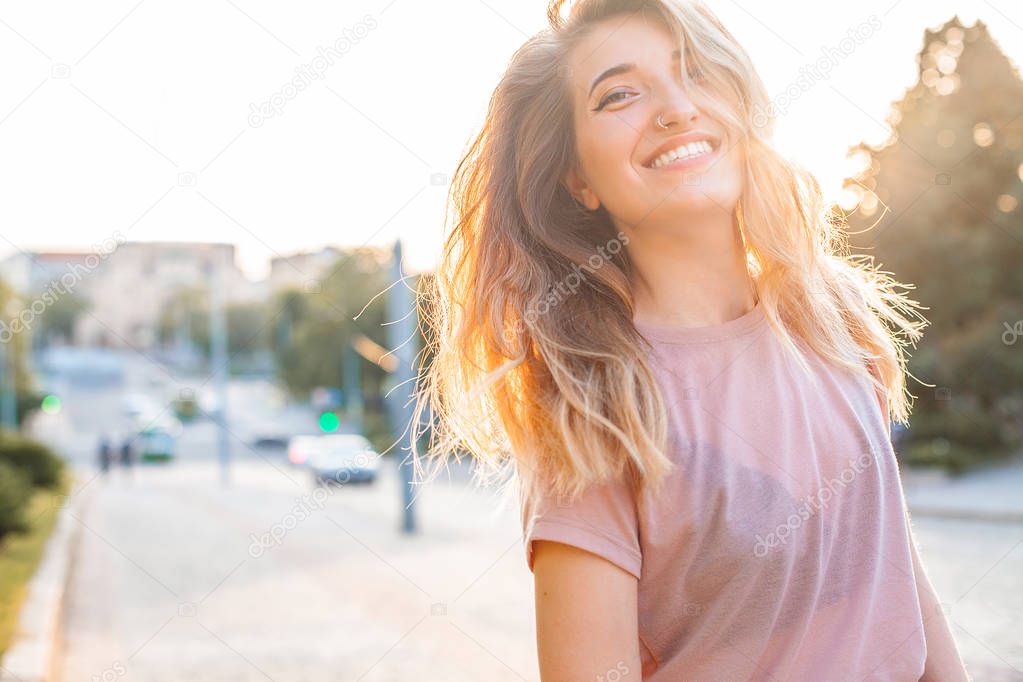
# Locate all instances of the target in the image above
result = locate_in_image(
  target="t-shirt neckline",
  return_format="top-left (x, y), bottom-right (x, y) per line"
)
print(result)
top-left (633, 300), bottom-right (766, 344)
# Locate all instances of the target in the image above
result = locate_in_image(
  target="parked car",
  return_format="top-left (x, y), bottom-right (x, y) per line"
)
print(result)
top-left (131, 410), bottom-right (182, 438)
top-left (138, 426), bottom-right (176, 462)
top-left (287, 435), bottom-right (321, 466)
top-left (306, 434), bottom-right (380, 485)
top-left (252, 434), bottom-right (290, 450)
top-left (172, 393), bottom-right (199, 422)
top-left (121, 392), bottom-right (157, 419)
top-left (252, 422), bottom-right (297, 451)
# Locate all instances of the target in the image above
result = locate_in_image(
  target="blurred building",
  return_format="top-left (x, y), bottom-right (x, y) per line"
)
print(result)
top-left (79, 242), bottom-right (267, 348)
top-left (0, 242), bottom-right (383, 349)
top-left (0, 250), bottom-right (97, 295)
top-left (0, 242), bottom-right (266, 348)
top-left (268, 246), bottom-right (344, 292)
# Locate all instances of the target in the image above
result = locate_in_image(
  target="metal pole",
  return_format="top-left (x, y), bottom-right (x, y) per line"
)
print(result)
top-left (344, 344), bottom-right (363, 434)
top-left (0, 341), bottom-right (10, 431)
top-left (207, 257), bottom-right (231, 486)
top-left (176, 298), bottom-right (190, 370)
top-left (387, 240), bottom-right (416, 533)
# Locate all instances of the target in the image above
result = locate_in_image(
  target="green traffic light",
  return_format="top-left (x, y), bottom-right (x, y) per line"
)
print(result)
top-left (41, 394), bottom-right (61, 415)
top-left (319, 411), bottom-right (339, 432)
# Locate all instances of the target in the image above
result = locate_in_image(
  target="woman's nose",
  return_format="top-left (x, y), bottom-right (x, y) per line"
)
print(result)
top-left (653, 84), bottom-right (699, 130)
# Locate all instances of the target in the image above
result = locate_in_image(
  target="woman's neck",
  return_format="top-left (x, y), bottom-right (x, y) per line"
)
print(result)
top-left (625, 208), bottom-right (757, 329)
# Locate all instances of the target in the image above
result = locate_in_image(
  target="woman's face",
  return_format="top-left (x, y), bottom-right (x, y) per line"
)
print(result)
top-left (562, 13), bottom-right (745, 232)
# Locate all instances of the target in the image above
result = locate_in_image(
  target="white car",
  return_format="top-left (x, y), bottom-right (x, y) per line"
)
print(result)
top-left (305, 434), bottom-right (380, 485)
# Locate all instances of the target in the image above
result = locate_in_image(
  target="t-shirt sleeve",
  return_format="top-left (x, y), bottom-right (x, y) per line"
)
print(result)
top-left (519, 471), bottom-right (642, 580)
top-left (865, 359), bottom-right (891, 437)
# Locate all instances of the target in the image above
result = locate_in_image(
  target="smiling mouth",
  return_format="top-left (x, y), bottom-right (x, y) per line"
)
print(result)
top-left (643, 138), bottom-right (721, 169)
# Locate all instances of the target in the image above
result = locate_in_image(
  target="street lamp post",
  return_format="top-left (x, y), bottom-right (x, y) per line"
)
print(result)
top-left (343, 344), bottom-right (364, 434)
top-left (205, 255), bottom-right (231, 486)
top-left (387, 240), bottom-right (417, 534)
top-left (0, 341), bottom-right (10, 431)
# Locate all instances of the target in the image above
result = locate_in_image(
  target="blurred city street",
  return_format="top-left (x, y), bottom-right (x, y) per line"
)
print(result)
top-left (0, 1), bottom-right (1019, 680)
top-left (22, 350), bottom-right (1022, 681)
top-left (31, 350), bottom-right (537, 681)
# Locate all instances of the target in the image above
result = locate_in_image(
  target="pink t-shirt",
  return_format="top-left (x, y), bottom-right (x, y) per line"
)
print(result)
top-left (519, 301), bottom-right (927, 680)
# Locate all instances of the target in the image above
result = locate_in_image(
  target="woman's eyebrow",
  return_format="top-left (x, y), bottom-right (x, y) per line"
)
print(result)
top-left (587, 49), bottom-right (682, 97)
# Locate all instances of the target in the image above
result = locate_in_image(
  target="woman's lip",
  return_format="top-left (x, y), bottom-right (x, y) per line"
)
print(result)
top-left (644, 144), bottom-right (721, 171)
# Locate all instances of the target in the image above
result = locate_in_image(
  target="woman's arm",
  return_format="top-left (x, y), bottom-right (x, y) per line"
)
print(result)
top-left (868, 359), bottom-right (968, 680)
top-left (532, 540), bottom-right (644, 681)
top-left (906, 521), bottom-right (970, 681)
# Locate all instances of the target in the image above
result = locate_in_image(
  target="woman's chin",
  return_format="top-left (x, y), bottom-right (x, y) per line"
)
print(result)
top-left (649, 186), bottom-right (741, 216)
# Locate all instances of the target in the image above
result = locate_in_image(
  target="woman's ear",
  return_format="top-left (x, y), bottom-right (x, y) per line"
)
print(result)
top-left (563, 166), bottom-right (601, 211)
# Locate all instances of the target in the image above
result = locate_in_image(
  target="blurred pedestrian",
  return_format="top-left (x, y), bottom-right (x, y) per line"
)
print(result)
top-left (98, 434), bottom-right (112, 475)
top-left (120, 437), bottom-right (134, 480)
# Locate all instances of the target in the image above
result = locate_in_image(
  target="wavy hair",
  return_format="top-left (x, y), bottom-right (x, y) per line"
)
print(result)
top-left (410, 0), bottom-right (927, 507)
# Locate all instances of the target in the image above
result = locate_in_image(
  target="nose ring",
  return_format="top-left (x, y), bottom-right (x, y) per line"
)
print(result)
top-left (656, 113), bottom-right (670, 130)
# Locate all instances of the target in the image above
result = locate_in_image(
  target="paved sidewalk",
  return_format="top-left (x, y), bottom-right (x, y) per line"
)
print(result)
top-left (54, 456), bottom-right (1023, 680)
top-left (58, 459), bottom-right (537, 681)
top-left (902, 457), bottom-right (1023, 523)
top-left (900, 459), bottom-right (1023, 679)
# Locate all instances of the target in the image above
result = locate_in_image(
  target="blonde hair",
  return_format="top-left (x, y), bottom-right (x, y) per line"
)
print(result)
top-left (410, 0), bottom-right (927, 507)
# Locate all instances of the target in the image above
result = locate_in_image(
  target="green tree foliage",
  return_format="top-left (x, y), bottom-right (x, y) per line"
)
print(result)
top-left (0, 279), bottom-right (45, 426)
top-left (156, 287), bottom-right (208, 349)
top-left (844, 18), bottom-right (1023, 472)
top-left (157, 289), bottom-right (271, 359)
top-left (0, 432), bottom-right (63, 540)
top-left (0, 431), bottom-right (63, 489)
top-left (271, 247), bottom-right (396, 401)
top-left (35, 292), bottom-right (90, 347)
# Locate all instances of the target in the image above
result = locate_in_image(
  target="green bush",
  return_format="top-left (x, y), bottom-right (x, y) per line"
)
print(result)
top-left (904, 439), bottom-right (1013, 476)
top-left (15, 390), bottom-right (46, 429)
top-left (0, 433), bottom-right (63, 489)
top-left (0, 461), bottom-right (30, 538)
top-left (906, 408), bottom-right (1004, 451)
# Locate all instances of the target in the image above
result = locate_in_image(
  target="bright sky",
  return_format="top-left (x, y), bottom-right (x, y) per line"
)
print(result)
top-left (0, 0), bottom-right (1019, 280)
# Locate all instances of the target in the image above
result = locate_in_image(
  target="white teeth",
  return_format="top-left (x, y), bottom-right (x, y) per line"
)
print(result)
top-left (650, 140), bottom-right (714, 169)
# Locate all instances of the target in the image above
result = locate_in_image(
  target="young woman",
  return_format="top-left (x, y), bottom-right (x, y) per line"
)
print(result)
top-left (413, 0), bottom-right (970, 679)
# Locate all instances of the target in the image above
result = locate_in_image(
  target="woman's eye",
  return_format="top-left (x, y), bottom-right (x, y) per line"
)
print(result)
top-left (594, 91), bottom-right (632, 111)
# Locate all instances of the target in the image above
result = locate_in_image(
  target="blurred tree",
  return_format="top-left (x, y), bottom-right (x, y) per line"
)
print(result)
top-left (35, 292), bottom-right (90, 348)
top-left (844, 17), bottom-right (1023, 472)
top-left (270, 247), bottom-right (396, 401)
top-left (225, 302), bottom-right (270, 356)
top-left (156, 288), bottom-right (270, 365)
top-left (157, 287), bottom-right (208, 349)
top-left (0, 279), bottom-right (46, 426)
